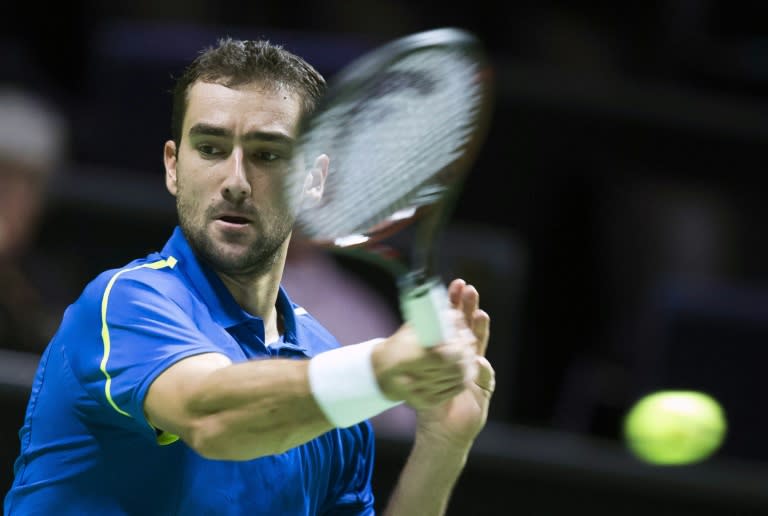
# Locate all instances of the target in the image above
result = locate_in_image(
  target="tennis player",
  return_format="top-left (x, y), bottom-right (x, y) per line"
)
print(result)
top-left (4, 38), bottom-right (494, 515)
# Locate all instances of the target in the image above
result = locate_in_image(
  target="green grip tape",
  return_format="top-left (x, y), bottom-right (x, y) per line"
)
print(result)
top-left (399, 278), bottom-right (453, 347)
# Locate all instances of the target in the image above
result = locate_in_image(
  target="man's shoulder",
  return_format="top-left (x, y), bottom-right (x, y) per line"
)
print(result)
top-left (82, 253), bottom-right (186, 304)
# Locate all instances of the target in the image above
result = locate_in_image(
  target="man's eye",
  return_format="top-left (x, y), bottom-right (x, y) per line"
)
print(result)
top-left (255, 151), bottom-right (280, 162)
top-left (197, 144), bottom-right (224, 157)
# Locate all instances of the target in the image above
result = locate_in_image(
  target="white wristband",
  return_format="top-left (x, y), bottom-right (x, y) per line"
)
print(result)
top-left (308, 338), bottom-right (402, 428)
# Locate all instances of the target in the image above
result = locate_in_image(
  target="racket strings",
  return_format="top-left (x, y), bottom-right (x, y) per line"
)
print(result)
top-left (294, 47), bottom-right (485, 242)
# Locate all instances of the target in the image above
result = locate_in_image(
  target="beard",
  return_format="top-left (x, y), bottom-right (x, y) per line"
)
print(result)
top-left (175, 188), bottom-right (294, 276)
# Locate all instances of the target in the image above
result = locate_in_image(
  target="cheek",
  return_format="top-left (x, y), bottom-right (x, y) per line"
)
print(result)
top-left (256, 172), bottom-right (290, 205)
top-left (175, 168), bottom-right (203, 198)
top-left (176, 180), bottom-right (212, 220)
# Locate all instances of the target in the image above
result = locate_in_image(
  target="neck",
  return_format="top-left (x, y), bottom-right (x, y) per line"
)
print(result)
top-left (216, 241), bottom-right (290, 343)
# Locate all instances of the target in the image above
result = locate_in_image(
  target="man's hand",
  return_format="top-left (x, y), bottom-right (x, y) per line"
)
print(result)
top-left (370, 278), bottom-right (494, 447)
top-left (413, 279), bottom-right (494, 448)
top-left (379, 279), bottom-right (494, 516)
top-left (371, 281), bottom-right (482, 410)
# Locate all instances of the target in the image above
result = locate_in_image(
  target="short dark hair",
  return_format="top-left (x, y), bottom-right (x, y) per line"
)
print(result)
top-left (170, 37), bottom-right (326, 147)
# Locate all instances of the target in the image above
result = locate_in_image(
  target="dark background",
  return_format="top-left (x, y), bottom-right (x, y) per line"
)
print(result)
top-left (5, 1), bottom-right (768, 514)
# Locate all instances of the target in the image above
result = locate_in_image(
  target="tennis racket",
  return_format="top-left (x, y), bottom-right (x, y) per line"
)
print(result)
top-left (285, 27), bottom-right (494, 347)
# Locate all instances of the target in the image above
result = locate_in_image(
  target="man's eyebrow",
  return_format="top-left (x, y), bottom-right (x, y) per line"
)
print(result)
top-left (242, 131), bottom-right (294, 146)
top-left (188, 123), bottom-right (231, 138)
top-left (188, 123), bottom-right (293, 146)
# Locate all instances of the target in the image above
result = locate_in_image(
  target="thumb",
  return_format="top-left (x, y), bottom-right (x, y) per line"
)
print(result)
top-left (473, 356), bottom-right (495, 394)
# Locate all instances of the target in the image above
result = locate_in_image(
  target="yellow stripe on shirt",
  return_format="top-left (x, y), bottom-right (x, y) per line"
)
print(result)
top-left (100, 256), bottom-right (178, 417)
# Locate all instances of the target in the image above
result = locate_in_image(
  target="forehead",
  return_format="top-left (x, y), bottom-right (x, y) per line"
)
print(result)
top-left (184, 81), bottom-right (303, 136)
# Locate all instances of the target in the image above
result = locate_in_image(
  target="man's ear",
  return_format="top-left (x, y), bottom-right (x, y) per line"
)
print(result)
top-left (301, 154), bottom-right (329, 208)
top-left (164, 140), bottom-right (179, 196)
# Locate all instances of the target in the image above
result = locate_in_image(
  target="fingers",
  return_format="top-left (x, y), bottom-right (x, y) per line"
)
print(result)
top-left (374, 319), bottom-right (477, 407)
top-left (447, 278), bottom-right (466, 305)
top-left (389, 372), bottom-right (469, 409)
top-left (461, 284), bottom-right (479, 321)
top-left (375, 279), bottom-right (492, 410)
top-left (472, 309), bottom-right (490, 357)
top-left (447, 279), bottom-right (490, 357)
top-left (396, 349), bottom-right (493, 410)
top-left (448, 279), bottom-right (479, 324)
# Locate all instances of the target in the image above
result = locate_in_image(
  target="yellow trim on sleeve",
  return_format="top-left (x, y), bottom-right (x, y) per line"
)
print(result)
top-left (100, 257), bottom-right (178, 417)
top-left (156, 430), bottom-right (180, 446)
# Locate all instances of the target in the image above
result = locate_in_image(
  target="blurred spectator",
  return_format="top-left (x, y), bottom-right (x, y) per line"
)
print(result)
top-left (282, 232), bottom-right (417, 436)
top-left (0, 87), bottom-right (73, 353)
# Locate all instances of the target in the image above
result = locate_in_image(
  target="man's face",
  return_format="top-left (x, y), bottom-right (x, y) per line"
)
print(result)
top-left (164, 81), bottom-right (302, 275)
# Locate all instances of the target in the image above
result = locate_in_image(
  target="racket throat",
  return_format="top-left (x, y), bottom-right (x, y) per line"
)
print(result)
top-left (398, 199), bottom-right (456, 347)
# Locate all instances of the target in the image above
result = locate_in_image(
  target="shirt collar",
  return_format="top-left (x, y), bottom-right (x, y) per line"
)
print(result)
top-left (161, 226), bottom-right (307, 353)
top-left (160, 226), bottom-right (285, 332)
top-left (276, 283), bottom-right (302, 348)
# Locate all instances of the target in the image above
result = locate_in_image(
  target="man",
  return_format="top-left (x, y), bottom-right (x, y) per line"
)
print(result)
top-left (4, 38), bottom-right (494, 515)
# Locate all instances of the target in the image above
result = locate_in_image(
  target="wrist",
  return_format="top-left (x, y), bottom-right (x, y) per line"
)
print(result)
top-left (408, 432), bottom-right (471, 480)
top-left (309, 338), bottom-right (403, 428)
top-left (414, 415), bottom-right (478, 456)
top-left (370, 335), bottom-right (400, 400)
top-left (414, 428), bottom-right (474, 458)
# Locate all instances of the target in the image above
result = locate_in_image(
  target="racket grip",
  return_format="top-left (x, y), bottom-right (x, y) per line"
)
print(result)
top-left (399, 277), bottom-right (455, 348)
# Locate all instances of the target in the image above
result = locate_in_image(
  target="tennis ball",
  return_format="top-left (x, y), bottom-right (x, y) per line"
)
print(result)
top-left (623, 390), bottom-right (726, 465)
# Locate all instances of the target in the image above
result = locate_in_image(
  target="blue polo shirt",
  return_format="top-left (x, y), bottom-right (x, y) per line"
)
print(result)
top-left (4, 226), bottom-right (376, 515)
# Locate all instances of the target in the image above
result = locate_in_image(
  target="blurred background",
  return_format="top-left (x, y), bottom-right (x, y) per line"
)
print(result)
top-left (4, 1), bottom-right (768, 514)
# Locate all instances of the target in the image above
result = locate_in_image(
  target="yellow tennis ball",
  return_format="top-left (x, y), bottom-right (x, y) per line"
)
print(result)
top-left (623, 390), bottom-right (727, 465)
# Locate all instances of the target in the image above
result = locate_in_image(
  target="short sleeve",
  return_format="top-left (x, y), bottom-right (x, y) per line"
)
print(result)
top-left (322, 422), bottom-right (376, 515)
top-left (68, 268), bottom-right (227, 438)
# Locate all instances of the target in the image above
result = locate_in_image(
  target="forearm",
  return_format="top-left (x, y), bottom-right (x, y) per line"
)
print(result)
top-left (383, 434), bottom-right (472, 516)
top-left (162, 338), bottom-right (402, 460)
top-left (178, 358), bottom-right (334, 460)
top-left (147, 325), bottom-right (477, 462)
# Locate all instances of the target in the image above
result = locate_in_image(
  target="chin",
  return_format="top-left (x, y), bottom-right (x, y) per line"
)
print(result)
top-left (210, 244), bottom-right (253, 269)
top-left (187, 229), bottom-right (248, 271)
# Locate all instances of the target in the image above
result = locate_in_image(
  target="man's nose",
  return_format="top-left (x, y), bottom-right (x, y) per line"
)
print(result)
top-left (221, 148), bottom-right (251, 202)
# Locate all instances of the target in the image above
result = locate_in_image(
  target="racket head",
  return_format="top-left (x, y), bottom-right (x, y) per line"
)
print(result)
top-left (285, 27), bottom-right (495, 250)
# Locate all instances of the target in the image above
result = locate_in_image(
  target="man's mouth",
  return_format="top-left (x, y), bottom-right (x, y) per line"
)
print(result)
top-left (213, 212), bottom-right (255, 231)
top-left (218, 215), bottom-right (251, 225)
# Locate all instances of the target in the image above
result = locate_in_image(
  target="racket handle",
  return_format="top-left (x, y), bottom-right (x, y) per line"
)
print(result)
top-left (399, 277), bottom-right (455, 348)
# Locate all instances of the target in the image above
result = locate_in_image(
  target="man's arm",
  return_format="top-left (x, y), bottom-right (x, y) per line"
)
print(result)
top-left (145, 353), bottom-right (331, 460)
top-left (383, 280), bottom-right (495, 516)
top-left (384, 436), bottom-right (471, 516)
top-left (144, 318), bottom-right (477, 461)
